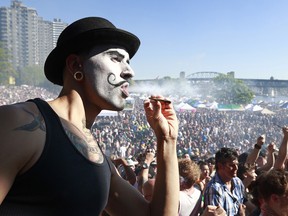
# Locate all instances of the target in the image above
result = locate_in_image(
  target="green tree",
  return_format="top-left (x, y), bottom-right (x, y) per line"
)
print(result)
top-left (212, 74), bottom-right (254, 105)
top-left (20, 65), bottom-right (46, 86)
top-left (0, 43), bottom-right (16, 85)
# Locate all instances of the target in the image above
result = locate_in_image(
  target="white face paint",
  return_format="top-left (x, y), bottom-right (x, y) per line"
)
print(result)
top-left (82, 45), bottom-right (135, 111)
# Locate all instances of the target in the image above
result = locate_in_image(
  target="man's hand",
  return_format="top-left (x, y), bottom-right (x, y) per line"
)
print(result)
top-left (238, 204), bottom-right (246, 216)
top-left (256, 135), bottom-right (265, 147)
top-left (267, 142), bottom-right (277, 154)
top-left (143, 95), bottom-right (178, 141)
top-left (201, 205), bottom-right (227, 216)
top-left (144, 148), bottom-right (155, 164)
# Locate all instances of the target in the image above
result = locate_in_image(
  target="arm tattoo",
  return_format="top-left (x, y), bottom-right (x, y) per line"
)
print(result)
top-left (14, 108), bottom-right (46, 132)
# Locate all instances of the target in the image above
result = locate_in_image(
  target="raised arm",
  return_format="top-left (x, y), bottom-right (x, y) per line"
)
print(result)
top-left (137, 149), bottom-right (156, 193)
top-left (257, 142), bottom-right (276, 173)
top-left (112, 157), bottom-right (137, 185)
top-left (245, 135), bottom-right (265, 165)
top-left (143, 96), bottom-right (179, 216)
top-left (105, 96), bottom-right (179, 216)
top-left (274, 126), bottom-right (288, 169)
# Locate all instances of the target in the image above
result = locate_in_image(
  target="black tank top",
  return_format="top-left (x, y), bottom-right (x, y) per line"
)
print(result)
top-left (0, 98), bottom-right (112, 215)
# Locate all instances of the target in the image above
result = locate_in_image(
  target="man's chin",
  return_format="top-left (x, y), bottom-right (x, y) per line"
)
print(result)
top-left (113, 102), bottom-right (125, 111)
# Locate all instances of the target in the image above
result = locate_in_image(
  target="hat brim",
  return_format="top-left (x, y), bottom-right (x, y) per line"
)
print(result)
top-left (44, 28), bottom-right (140, 86)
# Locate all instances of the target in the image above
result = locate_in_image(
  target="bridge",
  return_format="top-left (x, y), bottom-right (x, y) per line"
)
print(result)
top-left (185, 71), bottom-right (288, 97)
top-left (186, 71), bottom-right (224, 80)
top-left (134, 71), bottom-right (288, 97)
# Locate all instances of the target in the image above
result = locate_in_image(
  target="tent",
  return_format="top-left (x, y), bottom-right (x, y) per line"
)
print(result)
top-left (206, 101), bottom-right (218, 109)
top-left (98, 110), bottom-right (118, 116)
top-left (280, 102), bottom-right (288, 109)
top-left (261, 108), bottom-right (275, 115)
top-left (245, 104), bottom-right (263, 112)
top-left (196, 104), bottom-right (206, 108)
top-left (175, 103), bottom-right (196, 112)
top-left (252, 105), bottom-right (263, 112)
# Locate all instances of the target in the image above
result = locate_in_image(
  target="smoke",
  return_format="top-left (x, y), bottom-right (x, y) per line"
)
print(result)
top-left (129, 80), bottom-right (209, 101)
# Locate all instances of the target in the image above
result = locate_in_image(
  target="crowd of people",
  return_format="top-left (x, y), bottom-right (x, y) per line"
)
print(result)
top-left (1, 84), bottom-right (288, 215)
top-left (0, 85), bottom-right (57, 105)
top-left (91, 96), bottom-right (287, 162)
top-left (1, 84), bottom-right (287, 165)
top-left (1, 85), bottom-right (287, 159)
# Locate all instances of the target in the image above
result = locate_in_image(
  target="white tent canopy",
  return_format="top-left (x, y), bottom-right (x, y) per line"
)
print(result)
top-left (98, 110), bottom-right (118, 116)
top-left (261, 108), bottom-right (275, 115)
top-left (175, 103), bottom-right (196, 112)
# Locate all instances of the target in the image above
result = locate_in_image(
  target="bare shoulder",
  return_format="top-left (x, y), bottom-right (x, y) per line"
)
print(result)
top-left (0, 101), bottom-right (46, 174)
top-left (0, 101), bottom-right (42, 126)
top-left (0, 101), bottom-right (47, 203)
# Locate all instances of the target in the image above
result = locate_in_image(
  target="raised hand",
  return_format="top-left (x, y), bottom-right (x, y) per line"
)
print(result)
top-left (143, 95), bottom-right (178, 142)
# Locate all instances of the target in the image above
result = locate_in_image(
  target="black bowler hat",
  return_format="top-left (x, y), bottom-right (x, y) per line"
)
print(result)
top-left (44, 17), bottom-right (140, 86)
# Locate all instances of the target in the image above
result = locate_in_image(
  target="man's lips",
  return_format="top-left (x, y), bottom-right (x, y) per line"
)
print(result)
top-left (121, 83), bottom-right (129, 97)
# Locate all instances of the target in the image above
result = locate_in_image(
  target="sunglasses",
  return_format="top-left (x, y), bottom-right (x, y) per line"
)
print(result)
top-left (146, 149), bottom-right (155, 153)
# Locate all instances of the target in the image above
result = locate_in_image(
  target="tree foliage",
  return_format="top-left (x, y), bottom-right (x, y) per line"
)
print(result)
top-left (212, 74), bottom-right (254, 105)
top-left (0, 43), bottom-right (16, 85)
top-left (20, 65), bottom-right (46, 86)
top-left (18, 65), bottom-right (61, 94)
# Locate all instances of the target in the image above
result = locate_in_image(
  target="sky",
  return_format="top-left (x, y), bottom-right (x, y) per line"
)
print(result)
top-left (2, 0), bottom-right (288, 81)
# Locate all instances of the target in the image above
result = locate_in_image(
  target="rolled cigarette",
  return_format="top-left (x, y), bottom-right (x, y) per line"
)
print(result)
top-left (149, 97), bottom-right (171, 104)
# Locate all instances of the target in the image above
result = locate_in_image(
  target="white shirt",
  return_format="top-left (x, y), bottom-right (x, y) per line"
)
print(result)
top-left (179, 186), bottom-right (202, 216)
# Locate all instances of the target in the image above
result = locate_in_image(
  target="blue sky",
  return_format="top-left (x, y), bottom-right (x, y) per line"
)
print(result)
top-left (2, 0), bottom-right (288, 80)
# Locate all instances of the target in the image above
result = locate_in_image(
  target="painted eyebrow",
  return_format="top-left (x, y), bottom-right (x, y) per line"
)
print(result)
top-left (105, 50), bottom-right (124, 58)
top-left (105, 50), bottom-right (130, 64)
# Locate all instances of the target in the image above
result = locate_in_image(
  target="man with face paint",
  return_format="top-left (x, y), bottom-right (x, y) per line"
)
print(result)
top-left (0, 17), bottom-right (179, 216)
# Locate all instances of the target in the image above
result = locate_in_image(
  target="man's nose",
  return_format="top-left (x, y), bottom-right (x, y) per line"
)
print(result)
top-left (121, 64), bottom-right (135, 79)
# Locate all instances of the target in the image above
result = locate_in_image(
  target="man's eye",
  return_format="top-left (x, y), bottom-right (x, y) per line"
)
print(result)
top-left (111, 56), bottom-right (121, 62)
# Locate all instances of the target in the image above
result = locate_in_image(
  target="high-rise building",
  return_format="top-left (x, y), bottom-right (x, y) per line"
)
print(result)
top-left (0, 0), bottom-right (67, 72)
top-left (38, 17), bottom-right (53, 67)
top-left (52, 18), bottom-right (67, 48)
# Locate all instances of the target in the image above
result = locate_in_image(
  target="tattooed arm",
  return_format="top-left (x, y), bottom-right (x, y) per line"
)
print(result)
top-left (0, 102), bottom-right (46, 204)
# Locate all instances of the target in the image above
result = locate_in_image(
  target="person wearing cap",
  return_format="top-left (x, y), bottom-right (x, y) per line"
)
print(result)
top-left (0, 17), bottom-right (179, 215)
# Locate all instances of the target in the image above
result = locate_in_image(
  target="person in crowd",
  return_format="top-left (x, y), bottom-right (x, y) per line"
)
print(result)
top-left (178, 158), bottom-right (202, 216)
top-left (237, 163), bottom-right (257, 191)
top-left (237, 163), bottom-right (257, 215)
top-left (206, 157), bottom-right (216, 177)
top-left (245, 125), bottom-right (288, 173)
top-left (244, 135), bottom-right (275, 175)
top-left (245, 135), bottom-right (266, 165)
top-left (255, 169), bottom-right (288, 216)
top-left (137, 148), bottom-right (157, 193)
top-left (197, 161), bottom-right (211, 192)
top-left (112, 157), bottom-right (137, 186)
top-left (248, 126), bottom-right (288, 216)
top-left (0, 17), bottom-right (179, 215)
top-left (203, 147), bottom-right (246, 216)
top-left (274, 126), bottom-right (288, 170)
top-left (183, 153), bottom-right (192, 160)
top-left (142, 178), bottom-right (156, 202)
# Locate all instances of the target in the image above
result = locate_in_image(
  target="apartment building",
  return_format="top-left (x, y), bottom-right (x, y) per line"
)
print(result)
top-left (0, 0), bottom-right (67, 71)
